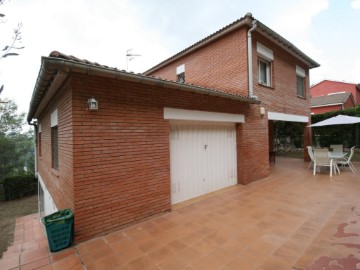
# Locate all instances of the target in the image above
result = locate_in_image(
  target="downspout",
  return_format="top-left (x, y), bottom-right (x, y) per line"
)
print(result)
top-left (247, 17), bottom-right (258, 99)
top-left (28, 120), bottom-right (40, 216)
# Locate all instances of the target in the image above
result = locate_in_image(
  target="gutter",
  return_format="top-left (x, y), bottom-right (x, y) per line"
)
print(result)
top-left (27, 57), bottom-right (260, 123)
top-left (247, 15), bottom-right (257, 99)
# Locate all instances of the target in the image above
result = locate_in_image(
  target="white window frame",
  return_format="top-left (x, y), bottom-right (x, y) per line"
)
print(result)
top-left (257, 43), bottom-right (273, 87)
top-left (258, 58), bottom-right (271, 87)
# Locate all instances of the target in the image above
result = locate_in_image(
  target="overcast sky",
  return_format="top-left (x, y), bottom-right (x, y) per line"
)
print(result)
top-left (1, 0), bottom-right (360, 115)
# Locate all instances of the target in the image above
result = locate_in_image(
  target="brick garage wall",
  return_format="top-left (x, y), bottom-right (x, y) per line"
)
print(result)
top-left (147, 27), bottom-right (249, 97)
top-left (37, 79), bottom-right (74, 211)
top-left (70, 73), bottom-right (268, 241)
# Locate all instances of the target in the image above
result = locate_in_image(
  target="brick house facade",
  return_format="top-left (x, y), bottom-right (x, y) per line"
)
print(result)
top-left (310, 80), bottom-right (360, 114)
top-left (27, 13), bottom-right (319, 242)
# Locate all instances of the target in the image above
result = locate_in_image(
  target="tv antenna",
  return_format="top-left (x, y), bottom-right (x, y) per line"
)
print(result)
top-left (126, 49), bottom-right (141, 71)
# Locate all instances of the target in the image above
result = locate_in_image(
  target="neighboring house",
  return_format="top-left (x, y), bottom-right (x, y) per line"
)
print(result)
top-left (27, 13), bottom-right (319, 242)
top-left (310, 80), bottom-right (360, 114)
top-left (311, 92), bottom-right (355, 115)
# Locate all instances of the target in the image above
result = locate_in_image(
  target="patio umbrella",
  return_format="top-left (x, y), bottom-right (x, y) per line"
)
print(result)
top-left (309, 115), bottom-right (360, 127)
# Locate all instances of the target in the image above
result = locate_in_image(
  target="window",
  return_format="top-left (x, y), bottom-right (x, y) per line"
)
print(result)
top-left (296, 75), bottom-right (305, 97)
top-left (296, 65), bottom-right (306, 97)
top-left (50, 109), bottom-right (58, 170)
top-left (259, 59), bottom-right (271, 86)
top-left (176, 64), bottom-right (185, 83)
top-left (257, 42), bottom-right (273, 87)
top-left (38, 132), bottom-right (42, 157)
top-left (51, 126), bottom-right (58, 170)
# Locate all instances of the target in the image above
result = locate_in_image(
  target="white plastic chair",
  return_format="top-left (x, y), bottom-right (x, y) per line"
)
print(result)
top-left (306, 146), bottom-right (315, 169)
top-left (337, 146), bottom-right (357, 173)
top-left (313, 148), bottom-right (333, 177)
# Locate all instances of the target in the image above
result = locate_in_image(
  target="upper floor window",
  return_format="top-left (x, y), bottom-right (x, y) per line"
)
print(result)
top-left (176, 64), bottom-right (185, 83)
top-left (257, 42), bottom-right (273, 87)
top-left (296, 66), bottom-right (306, 98)
top-left (51, 110), bottom-right (58, 170)
top-left (259, 59), bottom-right (271, 86)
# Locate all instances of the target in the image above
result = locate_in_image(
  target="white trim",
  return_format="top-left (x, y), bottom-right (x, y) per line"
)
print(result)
top-left (38, 123), bottom-right (42, 133)
top-left (257, 42), bottom-right (273, 61)
top-left (268, 111), bottom-right (308, 123)
top-left (38, 174), bottom-right (58, 216)
top-left (296, 66), bottom-right (305, 78)
top-left (51, 109), bottom-right (58, 127)
top-left (176, 64), bottom-right (185, 74)
top-left (311, 103), bottom-right (343, 108)
top-left (164, 108), bottom-right (245, 123)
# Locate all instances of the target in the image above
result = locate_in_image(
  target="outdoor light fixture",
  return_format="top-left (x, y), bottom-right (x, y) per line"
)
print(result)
top-left (87, 97), bottom-right (98, 110)
top-left (260, 106), bottom-right (265, 117)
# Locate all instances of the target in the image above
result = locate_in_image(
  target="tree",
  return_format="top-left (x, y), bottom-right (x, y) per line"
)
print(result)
top-left (0, 99), bottom-right (34, 180)
top-left (0, 0), bottom-right (24, 93)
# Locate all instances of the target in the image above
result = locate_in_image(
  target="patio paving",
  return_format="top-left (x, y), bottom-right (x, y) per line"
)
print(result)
top-left (0, 157), bottom-right (359, 270)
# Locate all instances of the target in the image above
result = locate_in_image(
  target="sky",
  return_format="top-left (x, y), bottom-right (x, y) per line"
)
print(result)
top-left (0, 0), bottom-right (360, 116)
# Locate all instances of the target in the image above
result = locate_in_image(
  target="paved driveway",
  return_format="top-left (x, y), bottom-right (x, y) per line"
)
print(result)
top-left (1, 157), bottom-right (360, 270)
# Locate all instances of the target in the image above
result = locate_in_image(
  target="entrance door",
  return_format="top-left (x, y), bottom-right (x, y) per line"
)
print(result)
top-left (170, 124), bottom-right (237, 204)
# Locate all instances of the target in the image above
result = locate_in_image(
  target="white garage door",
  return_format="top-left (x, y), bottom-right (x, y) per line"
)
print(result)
top-left (170, 124), bottom-right (237, 204)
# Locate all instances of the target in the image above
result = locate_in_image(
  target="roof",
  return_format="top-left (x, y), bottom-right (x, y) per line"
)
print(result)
top-left (144, 13), bottom-right (319, 75)
top-left (311, 92), bottom-right (353, 107)
top-left (27, 51), bottom-right (260, 123)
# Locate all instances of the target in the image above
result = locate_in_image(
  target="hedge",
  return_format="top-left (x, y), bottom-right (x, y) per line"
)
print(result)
top-left (2, 175), bottom-right (37, 201)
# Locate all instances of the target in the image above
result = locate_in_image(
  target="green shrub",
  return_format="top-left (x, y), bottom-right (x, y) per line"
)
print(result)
top-left (2, 174), bottom-right (37, 201)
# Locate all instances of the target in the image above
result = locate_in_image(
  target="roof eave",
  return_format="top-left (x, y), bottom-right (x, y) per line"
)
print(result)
top-left (27, 57), bottom-right (260, 123)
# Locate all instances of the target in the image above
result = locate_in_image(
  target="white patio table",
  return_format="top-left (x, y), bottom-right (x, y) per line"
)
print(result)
top-left (328, 152), bottom-right (347, 174)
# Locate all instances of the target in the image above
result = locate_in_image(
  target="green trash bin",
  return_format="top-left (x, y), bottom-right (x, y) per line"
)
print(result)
top-left (41, 209), bottom-right (74, 252)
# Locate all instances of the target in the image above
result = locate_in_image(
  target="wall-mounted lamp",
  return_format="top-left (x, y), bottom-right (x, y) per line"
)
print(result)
top-left (260, 107), bottom-right (266, 117)
top-left (87, 97), bottom-right (99, 110)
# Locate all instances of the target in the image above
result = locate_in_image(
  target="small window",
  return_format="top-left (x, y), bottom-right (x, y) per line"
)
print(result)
top-left (296, 65), bottom-right (306, 98)
top-left (176, 64), bottom-right (185, 83)
top-left (297, 75), bottom-right (305, 97)
top-left (258, 59), bottom-right (271, 87)
top-left (51, 126), bottom-right (58, 170)
top-left (38, 132), bottom-right (42, 157)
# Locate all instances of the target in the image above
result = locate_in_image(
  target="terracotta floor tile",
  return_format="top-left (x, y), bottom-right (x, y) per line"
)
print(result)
top-left (49, 248), bottom-right (76, 263)
top-left (0, 255), bottom-right (20, 270)
top-left (147, 246), bottom-right (173, 263)
top-left (176, 246), bottom-right (204, 265)
top-left (190, 247), bottom-right (232, 270)
top-left (20, 258), bottom-right (50, 270)
top-left (136, 237), bottom-right (162, 253)
top-left (93, 254), bottom-right (121, 270)
top-left (165, 239), bottom-right (188, 254)
top-left (158, 254), bottom-right (189, 270)
top-left (257, 256), bottom-right (293, 270)
top-left (126, 255), bottom-right (156, 270)
top-left (51, 254), bottom-right (83, 270)
top-left (20, 246), bottom-right (49, 265)
top-left (116, 246), bottom-right (144, 266)
top-left (220, 256), bottom-right (256, 270)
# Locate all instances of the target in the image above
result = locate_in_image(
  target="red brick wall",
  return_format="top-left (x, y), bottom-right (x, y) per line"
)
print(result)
top-left (67, 73), bottom-right (268, 241)
top-left (147, 28), bottom-right (311, 120)
top-left (37, 79), bottom-right (74, 211)
top-left (311, 80), bottom-right (360, 105)
top-left (148, 27), bottom-right (249, 96)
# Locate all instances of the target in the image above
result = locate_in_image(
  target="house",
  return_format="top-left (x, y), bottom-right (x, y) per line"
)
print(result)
top-left (27, 13), bottom-right (319, 242)
top-left (310, 80), bottom-right (360, 114)
top-left (311, 92), bottom-right (355, 115)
